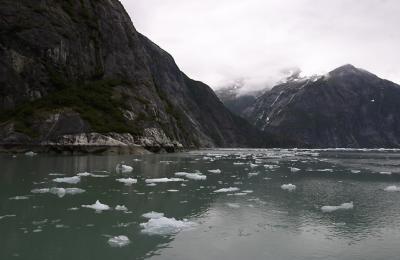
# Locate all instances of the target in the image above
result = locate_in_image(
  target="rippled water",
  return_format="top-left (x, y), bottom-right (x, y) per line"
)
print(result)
top-left (1, 149), bottom-right (400, 260)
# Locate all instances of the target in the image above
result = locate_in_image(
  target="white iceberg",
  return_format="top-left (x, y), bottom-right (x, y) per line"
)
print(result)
top-left (321, 202), bottom-right (354, 213)
top-left (9, 196), bottom-right (29, 200)
top-left (108, 235), bottom-right (130, 247)
top-left (208, 169), bottom-right (221, 174)
top-left (140, 217), bottom-right (196, 235)
top-left (174, 172), bottom-right (206, 180)
top-left (384, 185), bottom-right (400, 192)
top-left (53, 176), bottom-right (81, 184)
top-left (31, 188), bottom-right (84, 198)
top-left (168, 189), bottom-right (179, 192)
top-left (82, 200), bottom-right (111, 212)
top-left (290, 167), bottom-right (301, 172)
top-left (25, 151), bottom-right (37, 157)
top-left (116, 178), bottom-right (138, 186)
top-left (115, 205), bottom-right (128, 211)
top-left (214, 187), bottom-right (240, 193)
top-left (281, 184), bottom-right (296, 191)
top-left (77, 172), bottom-right (92, 177)
top-left (145, 178), bottom-right (184, 183)
top-left (380, 171), bottom-right (392, 175)
top-left (116, 164), bottom-right (133, 173)
top-left (226, 203), bottom-right (240, 208)
top-left (142, 211), bottom-right (164, 219)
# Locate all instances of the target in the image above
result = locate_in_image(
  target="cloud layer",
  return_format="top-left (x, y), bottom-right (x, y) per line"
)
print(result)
top-left (121, 0), bottom-right (400, 90)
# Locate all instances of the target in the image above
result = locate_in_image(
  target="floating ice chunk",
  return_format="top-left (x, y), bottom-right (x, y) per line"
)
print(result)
top-left (174, 172), bottom-right (206, 180)
top-left (281, 184), bottom-right (296, 191)
top-left (214, 187), bottom-right (240, 193)
top-left (380, 171), bottom-right (392, 175)
top-left (116, 164), bottom-right (133, 173)
top-left (25, 151), bottom-right (37, 157)
top-left (51, 188), bottom-right (85, 198)
top-left (248, 172), bottom-right (259, 177)
top-left (49, 173), bottom-right (65, 176)
top-left (249, 163), bottom-right (258, 168)
top-left (168, 189), bottom-right (179, 192)
top-left (316, 169), bottom-right (334, 172)
top-left (31, 188), bottom-right (84, 197)
top-left (233, 193), bottom-right (247, 196)
top-left (77, 172), bottom-right (92, 177)
top-left (142, 211), bottom-right (164, 219)
top-left (208, 169), bottom-right (221, 174)
top-left (132, 159), bottom-right (142, 162)
top-left (31, 188), bottom-right (50, 194)
top-left (53, 176), bottom-right (80, 184)
top-left (82, 200), bottom-right (111, 212)
top-left (264, 164), bottom-right (279, 170)
top-left (116, 178), bottom-right (138, 186)
top-left (146, 183), bottom-right (157, 187)
top-left (68, 207), bottom-right (79, 211)
top-left (185, 173), bottom-right (206, 181)
top-left (0, 214), bottom-right (16, 220)
top-left (9, 196), bottom-right (29, 200)
top-left (242, 190), bottom-right (253, 193)
top-left (115, 205), bottom-right (128, 211)
top-left (384, 185), bottom-right (400, 192)
top-left (290, 167), bottom-right (301, 173)
top-left (321, 202), bottom-right (354, 213)
top-left (140, 217), bottom-right (196, 235)
top-left (233, 162), bottom-right (245, 165)
top-left (145, 178), bottom-right (184, 183)
top-left (226, 203), bottom-right (240, 208)
top-left (108, 235), bottom-right (130, 247)
top-left (351, 170), bottom-right (361, 174)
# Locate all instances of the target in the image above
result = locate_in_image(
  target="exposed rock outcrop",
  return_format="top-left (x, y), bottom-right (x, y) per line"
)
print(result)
top-left (0, 0), bottom-right (265, 153)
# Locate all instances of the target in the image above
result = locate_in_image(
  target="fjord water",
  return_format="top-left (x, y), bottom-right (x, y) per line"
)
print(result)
top-left (1, 149), bottom-right (400, 260)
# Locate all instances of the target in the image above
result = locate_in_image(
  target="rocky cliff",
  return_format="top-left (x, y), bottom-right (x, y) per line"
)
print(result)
top-left (0, 0), bottom-right (264, 153)
top-left (242, 65), bottom-right (400, 148)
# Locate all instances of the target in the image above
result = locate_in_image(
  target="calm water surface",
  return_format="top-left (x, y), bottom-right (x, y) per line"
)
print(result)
top-left (1, 149), bottom-right (400, 260)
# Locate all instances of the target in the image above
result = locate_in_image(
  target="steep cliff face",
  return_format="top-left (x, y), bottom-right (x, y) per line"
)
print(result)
top-left (0, 0), bottom-right (263, 151)
top-left (243, 65), bottom-right (400, 148)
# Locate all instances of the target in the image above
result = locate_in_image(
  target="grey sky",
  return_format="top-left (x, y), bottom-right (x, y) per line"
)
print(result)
top-left (121, 0), bottom-right (400, 90)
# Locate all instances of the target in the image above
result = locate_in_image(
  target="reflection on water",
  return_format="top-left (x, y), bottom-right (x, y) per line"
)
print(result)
top-left (1, 149), bottom-right (400, 260)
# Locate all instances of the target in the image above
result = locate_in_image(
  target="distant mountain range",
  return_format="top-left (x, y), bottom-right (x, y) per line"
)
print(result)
top-left (217, 64), bottom-right (400, 148)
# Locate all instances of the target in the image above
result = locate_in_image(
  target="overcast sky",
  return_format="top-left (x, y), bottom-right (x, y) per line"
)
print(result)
top-left (121, 0), bottom-right (400, 90)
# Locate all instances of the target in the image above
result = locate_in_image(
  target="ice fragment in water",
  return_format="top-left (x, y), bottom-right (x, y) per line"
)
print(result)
top-left (116, 178), bottom-right (138, 185)
top-left (214, 187), bottom-right (240, 193)
top-left (53, 176), bottom-right (80, 184)
top-left (384, 185), bottom-right (400, 192)
top-left (321, 202), bottom-right (354, 213)
top-left (208, 169), bottom-right (221, 174)
top-left (281, 184), bottom-right (296, 191)
top-left (82, 200), bottom-right (111, 212)
top-left (140, 217), bottom-right (196, 235)
top-left (142, 211), bottom-right (164, 219)
top-left (108, 235), bottom-right (130, 247)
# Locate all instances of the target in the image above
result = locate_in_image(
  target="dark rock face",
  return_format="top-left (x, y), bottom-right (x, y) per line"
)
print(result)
top-left (242, 65), bottom-right (400, 148)
top-left (0, 0), bottom-right (263, 151)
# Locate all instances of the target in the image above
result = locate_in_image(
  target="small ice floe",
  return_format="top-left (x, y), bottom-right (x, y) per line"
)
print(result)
top-left (53, 176), bottom-right (80, 184)
top-left (242, 190), bottom-right (253, 193)
top-left (140, 217), bottom-right (196, 235)
top-left (68, 207), bottom-right (79, 211)
top-left (226, 203), bottom-right (240, 209)
top-left (108, 235), bottom-right (130, 247)
top-left (77, 172), bottom-right (92, 177)
top-left (167, 189), bottom-right (179, 192)
top-left (290, 167), bottom-right (301, 173)
top-left (142, 211), bottom-right (164, 219)
top-left (380, 171), bottom-right (392, 175)
top-left (233, 193), bottom-right (247, 196)
top-left (264, 164), bottom-right (279, 170)
top-left (47, 188), bottom-right (85, 198)
top-left (233, 162), bottom-right (245, 165)
top-left (146, 183), bottom-right (157, 187)
top-left (350, 170), bottom-right (361, 174)
top-left (384, 185), bottom-right (400, 192)
top-left (321, 202), bottom-right (354, 213)
top-left (9, 196), bottom-right (29, 200)
top-left (316, 169), bottom-right (334, 173)
top-left (248, 172), bottom-right (259, 177)
top-left (249, 163), bottom-right (259, 168)
top-left (116, 178), bottom-right (138, 186)
top-left (49, 173), bottom-right (65, 176)
top-left (0, 214), bottom-right (16, 220)
top-left (264, 177), bottom-right (272, 180)
top-left (174, 172), bottom-right (206, 180)
top-left (116, 164), bottom-right (133, 173)
top-left (208, 169), bottom-right (221, 174)
top-left (115, 205), bottom-right (128, 211)
top-left (214, 187), bottom-right (240, 193)
top-left (145, 178), bottom-right (184, 183)
top-left (25, 151), bottom-right (37, 157)
top-left (281, 184), bottom-right (296, 192)
top-left (132, 159), bottom-right (142, 162)
top-left (82, 200), bottom-right (111, 212)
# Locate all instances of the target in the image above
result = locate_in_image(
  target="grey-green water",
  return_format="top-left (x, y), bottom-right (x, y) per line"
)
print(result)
top-left (1, 149), bottom-right (400, 260)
